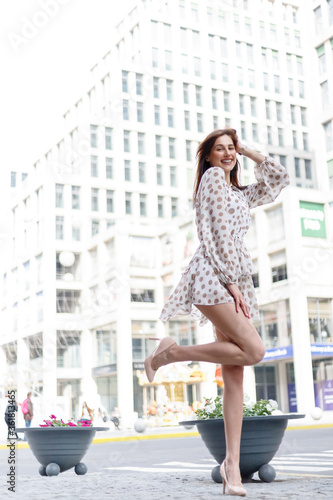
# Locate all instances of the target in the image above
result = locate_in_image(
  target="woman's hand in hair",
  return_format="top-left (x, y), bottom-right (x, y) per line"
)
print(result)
top-left (226, 283), bottom-right (251, 319)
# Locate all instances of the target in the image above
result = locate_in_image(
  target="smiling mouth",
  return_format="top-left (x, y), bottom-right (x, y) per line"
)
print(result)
top-left (222, 160), bottom-right (233, 163)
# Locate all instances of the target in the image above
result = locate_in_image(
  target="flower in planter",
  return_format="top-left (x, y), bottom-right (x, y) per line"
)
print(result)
top-left (195, 395), bottom-right (280, 420)
top-left (39, 415), bottom-right (92, 427)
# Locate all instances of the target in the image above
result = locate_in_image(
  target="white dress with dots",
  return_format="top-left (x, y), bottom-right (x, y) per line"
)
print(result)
top-left (160, 156), bottom-right (290, 327)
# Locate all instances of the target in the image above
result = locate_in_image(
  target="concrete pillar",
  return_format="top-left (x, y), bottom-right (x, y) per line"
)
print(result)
top-left (80, 328), bottom-right (98, 408)
top-left (290, 292), bottom-right (315, 413)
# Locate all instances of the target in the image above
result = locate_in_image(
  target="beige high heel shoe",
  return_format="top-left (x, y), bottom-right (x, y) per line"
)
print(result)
top-left (144, 337), bottom-right (176, 383)
top-left (220, 461), bottom-right (246, 497)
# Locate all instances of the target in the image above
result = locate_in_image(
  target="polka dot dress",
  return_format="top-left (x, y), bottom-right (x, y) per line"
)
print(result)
top-left (160, 156), bottom-right (290, 327)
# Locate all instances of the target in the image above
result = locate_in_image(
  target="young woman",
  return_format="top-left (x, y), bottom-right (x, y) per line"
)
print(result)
top-left (145, 128), bottom-right (290, 496)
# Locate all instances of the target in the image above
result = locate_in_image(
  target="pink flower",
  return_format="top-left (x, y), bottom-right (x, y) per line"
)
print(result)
top-left (50, 414), bottom-right (57, 419)
top-left (67, 421), bottom-right (77, 426)
top-left (39, 424), bottom-right (49, 427)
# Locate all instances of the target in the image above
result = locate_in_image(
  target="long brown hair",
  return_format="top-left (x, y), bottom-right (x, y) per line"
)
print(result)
top-left (193, 128), bottom-right (244, 202)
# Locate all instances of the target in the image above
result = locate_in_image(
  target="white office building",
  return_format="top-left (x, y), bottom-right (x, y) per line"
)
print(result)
top-left (1, 0), bottom-right (333, 428)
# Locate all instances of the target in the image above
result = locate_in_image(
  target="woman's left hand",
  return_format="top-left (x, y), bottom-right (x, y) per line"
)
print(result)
top-left (226, 283), bottom-right (251, 319)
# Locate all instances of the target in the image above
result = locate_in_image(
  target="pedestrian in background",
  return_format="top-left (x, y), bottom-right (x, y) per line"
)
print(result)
top-left (21, 392), bottom-right (33, 440)
top-left (146, 128), bottom-right (290, 496)
top-left (4, 393), bottom-right (20, 440)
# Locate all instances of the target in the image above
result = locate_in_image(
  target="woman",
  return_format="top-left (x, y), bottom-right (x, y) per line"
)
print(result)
top-left (145, 128), bottom-right (290, 496)
top-left (80, 401), bottom-right (94, 423)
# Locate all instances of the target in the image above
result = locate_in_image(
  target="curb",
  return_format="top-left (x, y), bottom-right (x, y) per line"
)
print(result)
top-left (1, 423), bottom-right (332, 450)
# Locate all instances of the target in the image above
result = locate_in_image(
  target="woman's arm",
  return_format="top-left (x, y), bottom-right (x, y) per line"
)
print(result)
top-left (236, 142), bottom-right (266, 165)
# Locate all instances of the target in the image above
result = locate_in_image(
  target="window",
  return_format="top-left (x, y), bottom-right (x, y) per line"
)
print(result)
top-left (265, 100), bottom-right (270, 120)
top-left (37, 291), bottom-right (43, 321)
top-left (288, 78), bottom-right (294, 96)
top-left (181, 27), bottom-right (187, 48)
top-left (166, 80), bottom-right (173, 101)
top-left (91, 155), bottom-right (98, 177)
top-left (137, 193), bottom-right (147, 217)
top-left (131, 289), bottom-right (155, 302)
top-left (250, 97), bottom-right (256, 117)
top-left (125, 192), bottom-right (132, 214)
top-left (158, 196), bottom-right (164, 217)
top-left (308, 298), bottom-right (333, 343)
top-left (278, 128), bottom-right (284, 147)
top-left (210, 60), bottom-right (216, 80)
top-left (72, 186), bottom-right (80, 209)
top-left (223, 91), bottom-right (230, 112)
top-left (139, 162), bottom-right (145, 183)
top-left (106, 157), bottom-right (113, 179)
top-left (267, 126), bottom-right (272, 145)
top-left (168, 108), bottom-right (174, 128)
top-left (123, 99), bottom-right (129, 120)
top-left (165, 50), bottom-right (172, 70)
top-left (298, 80), bottom-right (305, 99)
top-left (212, 89), bottom-right (217, 110)
top-left (155, 135), bottom-right (162, 157)
top-left (156, 164), bottom-right (163, 185)
top-left (106, 190), bottom-right (114, 213)
top-left (91, 188), bottom-right (99, 211)
top-left (182, 53), bottom-right (189, 74)
top-left (221, 63), bottom-right (228, 82)
top-left (252, 123), bottom-right (258, 142)
top-left (186, 140), bottom-right (192, 161)
top-left (56, 216), bottom-right (64, 240)
top-left (124, 130), bottom-right (130, 152)
top-left (239, 94), bottom-right (245, 114)
top-left (192, 30), bottom-right (200, 51)
top-left (279, 155), bottom-right (286, 167)
top-left (270, 252), bottom-right (288, 283)
top-left (153, 77), bottom-right (159, 98)
top-left (23, 260), bottom-right (30, 291)
top-left (323, 120), bottom-right (333, 150)
top-left (138, 132), bottom-right (145, 155)
top-left (105, 127), bottom-right (112, 150)
top-left (154, 105), bottom-right (160, 126)
top-left (56, 290), bottom-right (80, 313)
top-left (170, 166), bottom-right (177, 187)
top-left (328, 0), bottom-right (333, 25)
top-left (241, 121), bottom-right (246, 140)
top-left (124, 160), bottom-right (131, 181)
top-left (293, 131), bottom-right (298, 149)
top-left (72, 225), bottom-right (80, 241)
top-left (137, 102), bottom-right (144, 122)
top-left (169, 137), bottom-right (176, 159)
top-left (237, 66), bottom-right (243, 86)
top-left (195, 85), bottom-right (202, 106)
top-left (183, 83), bottom-right (189, 104)
top-left (305, 160), bottom-right (312, 180)
top-left (122, 70), bottom-right (128, 92)
top-left (294, 157), bottom-right (301, 177)
top-left (152, 47), bottom-right (159, 68)
top-left (267, 206), bottom-right (285, 242)
top-left (171, 197), bottom-right (178, 217)
top-left (184, 110), bottom-right (190, 130)
top-left (248, 69), bottom-right (255, 88)
top-left (303, 133), bottom-right (309, 151)
top-left (136, 73), bottom-right (143, 95)
top-left (92, 220), bottom-right (99, 236)
top-left (314, 6), bottom-right (322, 35)
top-left (197, 112), bottom-right (203, 132)
top-left (55, 184), bottom-right (64, 208)
top-left (274, 75), bottom-right (280, 93)
top-left (90, 125), bottom-right (98, 147)
top-left (263, 73), bottom-right (269, 91)
top-left (276, 102), bottom-right (282, 122)
top-left (11, 171), bottom-right (16, 187)
top-left (194, 57), bottom-right (201, 77)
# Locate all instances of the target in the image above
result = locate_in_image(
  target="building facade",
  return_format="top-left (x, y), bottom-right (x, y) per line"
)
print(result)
top-left (1, 0), bottom-right (333, 427)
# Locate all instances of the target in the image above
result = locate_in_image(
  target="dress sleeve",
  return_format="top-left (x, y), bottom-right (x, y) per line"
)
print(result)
top-left (197, 167), bottom-right (241, 284)
top-left (242, 156), bottom-right (290, 209)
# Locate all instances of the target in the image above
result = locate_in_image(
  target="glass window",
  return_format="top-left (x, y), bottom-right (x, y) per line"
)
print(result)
top-left (158, 195), bottom-right (164, 217)
top-left (171, 197), bottom-right (178, 217)
top-left (212, 89), bottom-right (217, 109)
top-left (154, 105), bottom-right (160, 126)
top-left (166, 79), bottom-right (173, 100)
top-left (106, 190), bottom-right (114, 213)
top-left (124, 160), bottom-right (131, 181)
top-left (91, 188), bottom-right (99, 211)
top-left (105, 127), bottom-right (112, 150)
top-left (72, 186), bottom-right (80, 209)
top-left (165, 50), bottom-right (172, 70)
top-left (123, 99), bottom-right (129, 120)
top-left (276, 102), bottom-right (282, 121)
top-left (155, 135), bottom-right (162, 157)
top-left (250, 97), bottom-right (256, 117)
top-left (56, 216), bottom-right (64, 240)
top-left (92, 219), bottom-right (99, 236)
top-left (267, 206), bottom-right (285, 242)
top-left (56, 290), bottom-right (81, 313)
top-left (183, 83), bottom-right (189, 104)
top-left (220, 37), bottom-right (227, 57)
top-left (124, 130), bottom-right (130, 152)
top-left (170, 166), bottom-right (177, 187)
top-left (168, 107), bottom-right (174, 128)
top-left (136, 73), bottom-right (143, 95)
top-left (169, 137), bottom-right (176, 159)
top-left (184, 110), bottom-right (190, 130)
top-left (153, 77), bottom-right (159, 98)
top-left (294, 157), bottom-right (301, 177)
top-left (131, 288), bottom-right (155, 302)
top-left (90, 124), bottom-right (98, 148)
top-left (137, 102), bottom-right (144, 122)
top-left (125, 192), bottom-right (132, 214)
top-left (194, 57), bottom-right (201, 77)
top-left (122, 70), bottom-right (128, 92)
top-left (271, 251), bottom-right (288, 283)
top-left (197, 112), bottom-right (203, 133)
top-left (305, 159), bottom-right (312, 180)
top-left (106, 157), bottom-right (113, 179)
top-left (195, 85), bottom-right (202, 106)
top-left (308, 298), bottom-right (332, 343)
top-left (91, 155), bottom-right (98, 177)
top-left (152, 47), bottom-right (159, 68)
top-left (186, 140), bottom-right (192, 161)
top-left (138, 132), bottom-right (145, 155)
top-left (156, 164), bottom-right (163, 185)
top-left (139, 162), bottom-right (145, 183)
top-left (55, 184), bottom-right (64, 208)
top-left (221, 63), bottom-right (228, 82)
top-left (139, 194), bottom-right (147, 217)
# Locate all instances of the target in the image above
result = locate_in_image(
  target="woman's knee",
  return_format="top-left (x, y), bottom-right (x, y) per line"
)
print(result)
top-left (246, 342), bottom-right (266, 366)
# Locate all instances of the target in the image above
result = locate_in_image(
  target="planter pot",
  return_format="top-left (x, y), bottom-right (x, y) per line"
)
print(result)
top-left (16, 426), bottom-right (109, 476)
top-left (180, 414), bottom-right (304, 483)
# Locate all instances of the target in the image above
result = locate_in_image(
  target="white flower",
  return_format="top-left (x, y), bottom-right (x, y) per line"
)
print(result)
top-left (266, 403), bottom-right (273, 412)
top-left (268, 399), bottom-right (278, 410)
top-left (244, 400), bottom-right (254, 410)
top-left (205, 402), bottom-right (216, 413)
top-left (271, 409), bottom-right (283, 416)
top-left (243, 393), bottom-right (251, 402)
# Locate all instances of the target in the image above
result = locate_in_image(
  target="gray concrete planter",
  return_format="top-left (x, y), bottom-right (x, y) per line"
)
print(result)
top-left (16, 426), bottom-right (108, 476)
top-left (180, 414), bottom-right (305, 483)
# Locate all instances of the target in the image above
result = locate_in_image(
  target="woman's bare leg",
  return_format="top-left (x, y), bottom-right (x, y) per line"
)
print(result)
top-left (152, 303), bottom-right (265, 371)
top-left (213, 328), bottom-right (244, 487)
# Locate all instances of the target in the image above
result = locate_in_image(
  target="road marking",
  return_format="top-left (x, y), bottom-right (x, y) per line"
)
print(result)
top-left (156, 461), bottom-right (213, 468)
top-left (104, 466), bottom-right (210, 473)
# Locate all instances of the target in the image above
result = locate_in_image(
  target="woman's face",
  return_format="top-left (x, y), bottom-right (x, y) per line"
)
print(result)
top-left (207, 135), bottom-right (237, 174)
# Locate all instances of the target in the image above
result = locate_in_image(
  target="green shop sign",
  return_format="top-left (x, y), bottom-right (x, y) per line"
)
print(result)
top-left (299, 201), bottom-right (326, 238)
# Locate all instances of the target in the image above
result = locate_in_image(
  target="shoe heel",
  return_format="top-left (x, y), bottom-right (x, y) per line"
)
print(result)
top-left (222, 477), bottom-right (226, 495)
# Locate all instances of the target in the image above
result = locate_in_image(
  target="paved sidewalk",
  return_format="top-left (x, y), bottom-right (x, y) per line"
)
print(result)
top-left (3, 470), bottom-right (333, 499)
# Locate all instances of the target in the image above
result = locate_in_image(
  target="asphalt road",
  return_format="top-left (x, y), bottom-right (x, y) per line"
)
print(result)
top-left (1, 427), bottom-right (332, 478)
